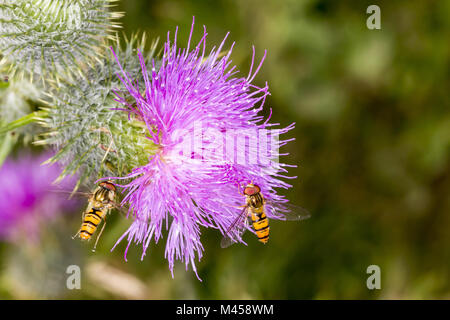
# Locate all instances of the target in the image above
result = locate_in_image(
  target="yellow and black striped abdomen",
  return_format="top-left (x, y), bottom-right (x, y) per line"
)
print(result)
top-left (251, 210), bottom-right (270, 244)
top-left (80, 208), bottom-right (106, 240)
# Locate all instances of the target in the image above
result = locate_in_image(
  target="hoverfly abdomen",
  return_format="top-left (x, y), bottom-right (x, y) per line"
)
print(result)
top-left (251, 210), bottom-right (270, 244)
top-left (79, 208), bottom-right (106, 240)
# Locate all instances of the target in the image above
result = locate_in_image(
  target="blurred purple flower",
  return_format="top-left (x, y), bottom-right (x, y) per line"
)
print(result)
top-left (110, 18), bottom-right (296, 280)
top-left (0, 152), bottom-right (76, 243)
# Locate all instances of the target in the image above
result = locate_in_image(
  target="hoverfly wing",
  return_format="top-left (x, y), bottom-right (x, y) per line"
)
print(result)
top-left (106, 196), bottom-right (149, 223)
top-left (220, 206), bottom-right (250, 248)
top-left (221, 231), bottom-right (244, 248)
top-left (107, 200), bottom-right (135, 220)
top-left (49, 189), bottom-right (93, 199)
top-left (220, 223), bottom-right (248, 248)
top-left (265, 200), bottom-right (311, 221)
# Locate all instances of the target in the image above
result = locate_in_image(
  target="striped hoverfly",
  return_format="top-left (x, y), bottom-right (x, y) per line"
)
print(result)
top-left (221, 183), bottom-right (310, 248)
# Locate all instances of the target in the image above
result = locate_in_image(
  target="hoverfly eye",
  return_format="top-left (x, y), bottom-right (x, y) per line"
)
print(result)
top-left (244, 185), bottom-right (260, 195)
top-left (100, 182), bottom-right (116, 192)
top-left (244, 187), bottom-right (255, 195)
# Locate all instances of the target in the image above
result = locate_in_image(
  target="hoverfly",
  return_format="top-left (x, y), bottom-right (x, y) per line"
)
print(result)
top-left (220, 183), bottom-right (310, 248)
top-left (56, 181), bottom-right (125, 251)
top-left (72, 181), bottom-right (120, 251)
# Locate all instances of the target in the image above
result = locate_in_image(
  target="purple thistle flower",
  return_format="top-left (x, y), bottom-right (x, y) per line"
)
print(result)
top-left (0, 152), bottom-right (77, 244)
top-left (110, 18), bottom-right (296, 280)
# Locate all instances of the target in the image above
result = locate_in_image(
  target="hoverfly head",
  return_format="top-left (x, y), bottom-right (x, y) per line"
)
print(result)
top-left (243, 184), bottom-right (260, 196)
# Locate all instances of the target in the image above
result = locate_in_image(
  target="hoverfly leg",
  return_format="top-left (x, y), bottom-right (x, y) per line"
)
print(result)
top-left (247, 214), bottom-right (253, 227)
top-left (222, 202), bottom-right (246, 209)
top-left (92, 218), bottom-right (107, 252)
top-left (72, 229), bottom-right (81, 240)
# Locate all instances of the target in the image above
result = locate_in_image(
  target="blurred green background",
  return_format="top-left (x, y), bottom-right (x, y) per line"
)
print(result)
top-left (1, 0), bottom-right (449, 299)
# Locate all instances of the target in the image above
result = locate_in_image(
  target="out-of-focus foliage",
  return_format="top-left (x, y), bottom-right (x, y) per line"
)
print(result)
top-left (0, 0), bottom-right (449, 299)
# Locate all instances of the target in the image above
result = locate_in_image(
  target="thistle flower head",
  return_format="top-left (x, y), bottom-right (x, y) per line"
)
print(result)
top-left (0, 152), bottom-right (76, 243)
top-left (111, 19), bottom-right (296, 280)
top-left (0, 0), bottom-right (122, 81)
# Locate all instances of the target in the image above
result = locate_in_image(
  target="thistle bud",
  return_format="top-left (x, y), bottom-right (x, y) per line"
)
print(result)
top-left (38, 34), bottom-right (158, 187)
top-left (0, 0), bottom-right (122, 81)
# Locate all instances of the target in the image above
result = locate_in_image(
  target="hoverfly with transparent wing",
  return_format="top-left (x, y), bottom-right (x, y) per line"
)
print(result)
top-left (52, 181), bottom-right (134, 251)
top-left (220, 184), bottom-right (310, 248)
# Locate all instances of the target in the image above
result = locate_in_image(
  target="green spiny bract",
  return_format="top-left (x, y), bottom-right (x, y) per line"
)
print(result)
top-left (0, 0), bottom-right (122, 82)
top-left (37, 34), bottom-right (160, 188)
top-left (0, 62), bottom-right (43, 143)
